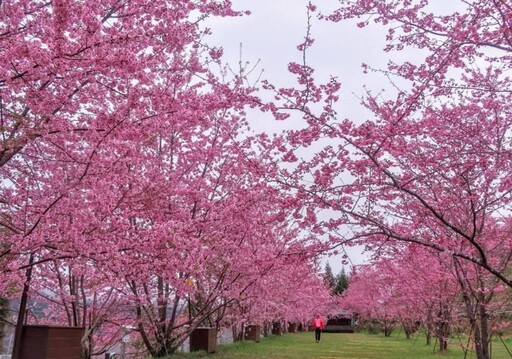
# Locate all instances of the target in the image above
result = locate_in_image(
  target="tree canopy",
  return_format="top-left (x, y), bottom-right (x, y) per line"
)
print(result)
top-left (1, 1), bottom-right (512, 359)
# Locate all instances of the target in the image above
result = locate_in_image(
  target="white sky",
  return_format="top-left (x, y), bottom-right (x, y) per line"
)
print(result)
top-left (204, 0), bottom-right (395, 273)
top-left (206, 0), bottom-right (390, 123)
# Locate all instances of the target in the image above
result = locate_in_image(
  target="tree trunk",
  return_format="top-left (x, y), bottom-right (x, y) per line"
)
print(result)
top-left (436, 302), bottom-right (450, 353)
top-left (402, 320), bottom-right (418, 339)
top-left (383, 320), bottom-right (393, 337)
top-left (12, 254), bottom-right (34, 359)
top-left (0, 297), bottom-right (8, 354)
top-left (263, 321), bottom-right (271, 337)
top-left (425, 308), bottom-right (434, 345)
top-left (232, 323), bottom-right (244, 342)
top-left (479, 302), bottom-right (490, 359)
top-left (436, 316), bottom-right (449, 352)
top-left (437, 332), bottom-right (448, 352)
top-left (472, 301), bottom-right (490, 359)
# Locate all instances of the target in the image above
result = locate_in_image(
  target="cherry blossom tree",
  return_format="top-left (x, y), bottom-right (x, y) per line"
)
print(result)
top-left (11, 1), bottom-right (512, 358)
top-left (260, 3), bottom-right (512, 358)
top-left (223, 252), bottom-right (332, 341)
top-left (0, 3), bottom-right (336, 358)
top-left (268, 0), bottom-right (512, 288)
top-left (28, 259), bottom-right (127, 358)
top-left (0, 0), bottom-right (249, 286)
top-left (341, 247), bottom-right (460, 346)
top-left (0, 1), bottom-right (325, 358)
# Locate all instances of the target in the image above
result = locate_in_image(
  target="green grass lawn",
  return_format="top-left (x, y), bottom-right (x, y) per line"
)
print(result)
top-left (167, 331), bottom-right (512, 359)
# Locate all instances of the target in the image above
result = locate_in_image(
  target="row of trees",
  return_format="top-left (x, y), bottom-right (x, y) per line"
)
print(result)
top-left (341, 245), bottom-right (510, 356)
top-left (0, 1), bottom-right (333, 358)
top-left (261, 1), bottom-right (512, 359)
top-left (2, 1), bottom-right (512, 358)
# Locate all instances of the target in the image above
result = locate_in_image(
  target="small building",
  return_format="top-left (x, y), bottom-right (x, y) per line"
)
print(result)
top-left (324, 311), bottom-right (356, 333)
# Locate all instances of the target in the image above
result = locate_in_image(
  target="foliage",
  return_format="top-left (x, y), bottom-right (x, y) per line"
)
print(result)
top-left (2, 0), bottom-right (512, 358)
top-left (263, 1), bottom-right (512, 358)
top-left (0, 1), bottom-right (332, 357)
top-left (323, 262), bottom-right (335, 293)
top-left (323, 262), bottom-right (348, 295)
top-left (334, 267), bottom-right (349, 295)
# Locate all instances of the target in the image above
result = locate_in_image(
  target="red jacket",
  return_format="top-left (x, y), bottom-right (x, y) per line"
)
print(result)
top-left (312, 317), bottom-right (325, 329)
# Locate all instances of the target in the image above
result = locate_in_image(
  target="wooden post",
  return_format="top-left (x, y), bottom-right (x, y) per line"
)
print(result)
top-left (19, 326), bottom-right (84, 358)
top-left (190, 327), bottom-right (216, 353)
top-left (244, 325), bottom-right (260, 342)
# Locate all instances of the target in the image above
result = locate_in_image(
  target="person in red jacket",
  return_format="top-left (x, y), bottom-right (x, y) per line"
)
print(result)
top-left (311, 314), bottom-right (325, 343)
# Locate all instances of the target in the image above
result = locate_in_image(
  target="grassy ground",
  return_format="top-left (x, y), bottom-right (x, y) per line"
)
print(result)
top-left (167, 331), bottom-right (512, 359)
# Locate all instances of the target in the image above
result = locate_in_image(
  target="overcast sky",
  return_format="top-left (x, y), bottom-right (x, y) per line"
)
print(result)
top-left (206, 0), bottom-right (391, 119)
top-left (204, 1), bottom-right (393, 272)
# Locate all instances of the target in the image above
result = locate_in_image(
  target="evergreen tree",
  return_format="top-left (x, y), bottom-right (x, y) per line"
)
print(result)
top-left (334, 268), bottom-right (349, 295)
top-left (324, 262), bottom-right (336, 292)
top-left (324, 263), bottom-right (349, 295)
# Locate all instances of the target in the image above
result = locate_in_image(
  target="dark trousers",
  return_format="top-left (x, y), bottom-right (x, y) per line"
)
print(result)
top-left (315, 328), bottom-right (322, 341)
